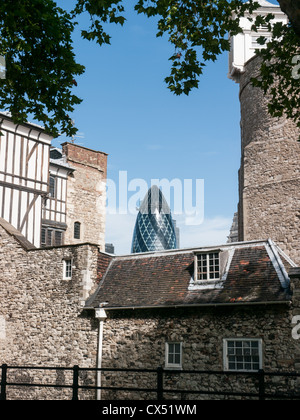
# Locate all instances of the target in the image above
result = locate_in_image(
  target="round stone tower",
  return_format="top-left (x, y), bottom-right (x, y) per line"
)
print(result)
top-left (229, 0), bottom-right (300, 264)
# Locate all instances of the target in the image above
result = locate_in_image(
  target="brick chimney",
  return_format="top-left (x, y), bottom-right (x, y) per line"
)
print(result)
top-left (62, 142), bottom-right (107, 178)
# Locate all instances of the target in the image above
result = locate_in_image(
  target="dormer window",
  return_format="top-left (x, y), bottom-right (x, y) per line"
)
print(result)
top-left (189, 249), bottom-right (227, 291)
top-left (197, 252), bottom-right (220, 281)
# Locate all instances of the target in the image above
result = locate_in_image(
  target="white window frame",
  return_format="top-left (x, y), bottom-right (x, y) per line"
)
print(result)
top-left (223, 338), bottom-right (263, 372)
top-left (196, 252), bottom-right (220, 281)
top-left (165, 342), bottom-right (183, 370)
top-left (189, 251), bottom-right (223, 291)
top-left (63, 259), bottom-right (72, 280)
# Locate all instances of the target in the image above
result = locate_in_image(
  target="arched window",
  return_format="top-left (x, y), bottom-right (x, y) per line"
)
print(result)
top-left (74, 222), bottom-right (81, 239)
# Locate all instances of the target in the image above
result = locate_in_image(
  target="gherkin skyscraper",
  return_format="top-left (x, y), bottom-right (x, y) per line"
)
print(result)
top-left (131, 185), bottom-right (177, 254)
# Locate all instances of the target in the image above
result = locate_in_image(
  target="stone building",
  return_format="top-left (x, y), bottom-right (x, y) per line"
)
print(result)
top-left (61, 142), bottom-right (107, 248)
top-left (88, 240), bottom-right (300, 399)
top-left (0, 0), bottom-right (300, 401)
top-left (0, 217), bottom-right (101, 399)
top-left (237, 56), bottom-right (300, 265)
top-left (0, 218), bottom-right (300, 399)
top-left (42, 142), bottom-right (107, 249)
top-left (228, 0), bottom-right (300, 264)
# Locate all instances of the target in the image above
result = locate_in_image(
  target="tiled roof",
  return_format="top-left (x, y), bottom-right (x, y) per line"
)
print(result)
top-left (86, 240), bottom-right (294, 310)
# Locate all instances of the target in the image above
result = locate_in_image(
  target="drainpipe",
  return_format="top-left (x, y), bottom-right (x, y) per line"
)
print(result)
top-left (95, 306), bottom-right (107, 401)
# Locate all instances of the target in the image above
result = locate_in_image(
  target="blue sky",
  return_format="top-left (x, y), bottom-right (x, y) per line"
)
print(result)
top-left (54, 0), bottom-right (245, 254)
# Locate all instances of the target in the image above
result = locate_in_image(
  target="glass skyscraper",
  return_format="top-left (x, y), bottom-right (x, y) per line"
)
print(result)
top-left (131, 185), bottom-right (177, 253)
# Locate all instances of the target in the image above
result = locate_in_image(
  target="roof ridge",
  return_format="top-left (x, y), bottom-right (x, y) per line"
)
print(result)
top-left (274, 243), bottom-right (297, 268)
top-left (85, 255), bottom-right (115, 308)
top-left (0, 217), bottom-right (36, 251)
top-left (265, 239), bottom-right (290, 289)
top-left (114, 239), bottom-right (269, 259)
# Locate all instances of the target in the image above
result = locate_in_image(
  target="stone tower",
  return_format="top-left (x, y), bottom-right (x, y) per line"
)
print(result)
top-left (229, 0), bottom-right (300, 264)
top-left (62, 142), bottom-right (108, 251)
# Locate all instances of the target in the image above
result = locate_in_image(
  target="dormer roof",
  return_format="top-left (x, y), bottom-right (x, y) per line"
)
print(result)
top-left (86, 239), bottom-right (295, 310)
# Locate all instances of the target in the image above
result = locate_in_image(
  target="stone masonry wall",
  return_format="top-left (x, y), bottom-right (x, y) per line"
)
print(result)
top-left (238, 56), bottom-right (300, 264)
top-left (1, 218), bottom-right (300, 400)
top-left (99, 303), bottom-right (299, 400)
top-left (0, 221), bottom-right (100, 399)
top-left (62, 143), bottom-right (107, 251)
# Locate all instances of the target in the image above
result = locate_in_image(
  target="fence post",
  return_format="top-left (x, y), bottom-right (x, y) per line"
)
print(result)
top-left (72, 365), bottom-right (79, 400)
top-left (157, 366), bottom-right (164, 400)
top-left (258, 369), bottom-right (265, 401)
top-left (0, 364), bottom-right (7, 401)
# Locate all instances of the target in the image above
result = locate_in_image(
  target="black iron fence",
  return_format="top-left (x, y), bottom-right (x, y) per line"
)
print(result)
top-left (0, 363), bottom-right (300, 400)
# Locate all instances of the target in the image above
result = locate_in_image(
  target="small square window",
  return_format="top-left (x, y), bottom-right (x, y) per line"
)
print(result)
top-left (63, 259), bottom-right (72, 280)
top-left (165, 342), bottom-right (182, 369)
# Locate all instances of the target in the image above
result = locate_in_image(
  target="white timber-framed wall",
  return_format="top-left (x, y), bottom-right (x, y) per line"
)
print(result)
top-left (41, 149), bottom-right (74, 247)
top-left (0, 112), bottom-right (52, 247)
top-left (43, 164), bottom-right (68, 222)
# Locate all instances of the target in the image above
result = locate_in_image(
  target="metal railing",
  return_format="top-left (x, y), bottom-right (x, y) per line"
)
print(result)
top-left (1, 364), bottom-right (300, 400)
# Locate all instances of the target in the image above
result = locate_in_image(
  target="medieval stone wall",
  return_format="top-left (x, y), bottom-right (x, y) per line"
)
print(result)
top-left (1, 220), bottom-right (300, 400)
top-left (0, 221), bottom-right (100, 399)
top-left (238, 56), bottom-right (300, 264)
top-left (99, 303), bottom-right (298, 400)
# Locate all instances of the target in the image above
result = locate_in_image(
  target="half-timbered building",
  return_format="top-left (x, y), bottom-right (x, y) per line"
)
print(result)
top-left (41, 147), bottom-right (74, 247)
top-left (0, 112), bottom-right (52, 247)
top-left (0, 112), bottom-right (107, 250)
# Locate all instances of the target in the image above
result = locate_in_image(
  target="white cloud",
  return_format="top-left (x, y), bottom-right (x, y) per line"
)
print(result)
top-left (177, 216), bottom-right (232, 249)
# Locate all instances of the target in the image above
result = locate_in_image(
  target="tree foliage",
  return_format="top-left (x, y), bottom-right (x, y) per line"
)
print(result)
top-left (0, 0), bottom-right (299, 137)
top-left (0, 0), bottom-right (85, 137)
top-left (251, 21), bottom-right (300, 130)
